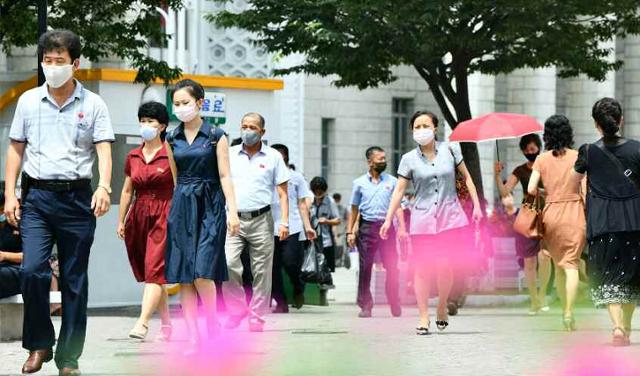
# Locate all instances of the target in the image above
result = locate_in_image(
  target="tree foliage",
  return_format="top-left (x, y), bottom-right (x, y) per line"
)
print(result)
top-left (209, 0), bottom-right (640, 126)
top-left (208, 0), bottom-right (640, 199)
top-left (0, 0), bottom-right (184, 83)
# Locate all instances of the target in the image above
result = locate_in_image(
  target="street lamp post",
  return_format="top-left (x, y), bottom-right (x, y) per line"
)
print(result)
top-left (36, 0), bottom-right (47, 85)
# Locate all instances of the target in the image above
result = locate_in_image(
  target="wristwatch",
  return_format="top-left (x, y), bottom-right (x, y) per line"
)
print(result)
top-left (97, 184), bottom-right (112, 194)
top-left (280, 223), bottom-right (289, 228)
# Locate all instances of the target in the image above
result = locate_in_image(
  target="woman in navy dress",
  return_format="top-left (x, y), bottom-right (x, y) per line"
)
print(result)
top-left (165, 79), bottom-right (240, 354)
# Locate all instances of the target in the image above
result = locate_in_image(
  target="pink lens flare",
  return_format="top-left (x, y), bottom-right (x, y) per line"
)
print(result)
top-left (149, 321), bottom-right (268, 376)
top-left (538, 334), bottom-right (640, 376)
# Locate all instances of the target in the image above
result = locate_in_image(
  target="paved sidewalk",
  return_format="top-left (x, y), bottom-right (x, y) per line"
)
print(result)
top-left (1, 269), bottom-right (639, 376)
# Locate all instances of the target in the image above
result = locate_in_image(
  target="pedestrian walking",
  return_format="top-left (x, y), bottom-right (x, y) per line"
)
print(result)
top-left (117, 102), bottom-right (172, 341)
top-left (270, 144), bottom-right (316, 313)
top-left (528, 114), bottom-right (586, 332)
top-left (347, 146), bottom-right (407, 318)
top-left (573, 98), bottom-right (640, 345)
top-left (3, 30), bottom-right (115, 375)
top-left (165, 79), bottom-right (240, 355)
top-left (310, 177), bottom-right (341, 287)
top-left (380, 110), bottom-right (483, 335)
top-left (332, 193), bottom-right (350, 268)
top-left (223, 112), bottom-right (290, 332)
top-left (495, 134), bottom-right (553, 314)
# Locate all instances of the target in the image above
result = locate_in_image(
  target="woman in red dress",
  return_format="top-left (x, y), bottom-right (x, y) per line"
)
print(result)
top-left (117, 101), bottom-right (173, 341)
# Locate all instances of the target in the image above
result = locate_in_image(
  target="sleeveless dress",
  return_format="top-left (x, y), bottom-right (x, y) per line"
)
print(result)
top-left (123, 145), bottom-right (173, 283)
top-left (165, 122), bottom-right (228, 283)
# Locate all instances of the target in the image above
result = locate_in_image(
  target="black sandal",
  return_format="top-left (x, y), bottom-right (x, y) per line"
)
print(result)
top-left (416, 322), bottom-right (430, 336)
top-left (436, 311), bottom-right (449, 331)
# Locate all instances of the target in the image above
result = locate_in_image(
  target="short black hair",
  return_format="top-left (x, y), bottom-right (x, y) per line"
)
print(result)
top-left (38, 30), bottom-right (82, 61)
top-left (173, 79), bottom-right (205, 101)
top-left (409, 110), bottom-right (439, 129)
top-left (230, 137), bottom-right (242, 146)
top-left (332, 193), bottom-right (342, 201)
top-left (289, 163), bottom-right (296, 171)
top-left (242, 112), bottom-right (266, 129)
top-left (592, 97), bottom-right (622, 137)
top-left (310, 176), bottom-right (328, 194)
top-left (271, 143), bottom-right (289, 165)
top-left (365, 146), bottom-right (384, 160)
top-left (518, 134), bottom-right (542, 152)
top-left (138, 101), bottom-right (169, 141)
top-left (543, 115), bottom-right (574, 156)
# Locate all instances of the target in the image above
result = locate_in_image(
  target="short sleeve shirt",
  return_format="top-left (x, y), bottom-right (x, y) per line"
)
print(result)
top-left (574, 138), bottom-right (640, 239)
top-left (311, 195), bottom-right (339, 248)
top-left (512, 164), bottom-right (533, 193)
top-left (230, 142), bottom-right (290, 212)
top-left (350, 172), bottom-right (397, 222)
top-left (272, 169), bottom-right (312, 239)
top-left (532, 150), bottom-right (579, 202)
top-left (9, 81), bottom-right (115, 180)
top-left (396, 142), bottom-right (468, 235)
top-left (124, 145), bottom-right (173, 196)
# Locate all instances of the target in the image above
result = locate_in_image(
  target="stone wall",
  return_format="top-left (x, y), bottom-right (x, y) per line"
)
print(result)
top-left (302, 65), bottom-right (436, 201)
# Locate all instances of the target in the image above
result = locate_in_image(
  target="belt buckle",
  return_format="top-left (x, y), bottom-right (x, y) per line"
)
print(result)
top-left (239, 212), bottom-right (251, 220)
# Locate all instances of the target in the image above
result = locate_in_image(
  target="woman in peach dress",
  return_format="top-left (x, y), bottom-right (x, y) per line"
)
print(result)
top-left (528, 115), bottom-right (586, 331)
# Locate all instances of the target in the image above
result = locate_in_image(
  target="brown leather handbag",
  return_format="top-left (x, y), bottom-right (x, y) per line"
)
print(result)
top-left (513, 193), bottom-right (543, 239)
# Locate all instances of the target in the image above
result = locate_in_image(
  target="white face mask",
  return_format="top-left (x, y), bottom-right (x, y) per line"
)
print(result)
top-left (41, 63), bottom-right (74, 88)
top-left (173, 103), bottom-right (199, 123)
top-left (413, 128), bottom-right (435, 146)
top-left (139, 124), bottom-right (159, 141)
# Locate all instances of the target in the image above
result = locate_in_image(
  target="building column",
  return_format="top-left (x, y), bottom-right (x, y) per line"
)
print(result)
top-left (495, 68), bottom-right (556, 205)
top-left (617, 35), bottom-right (640, 140)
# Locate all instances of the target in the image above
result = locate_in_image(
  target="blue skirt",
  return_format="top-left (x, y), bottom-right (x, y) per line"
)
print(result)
top-left (165, 179), bottom-right (228, 283)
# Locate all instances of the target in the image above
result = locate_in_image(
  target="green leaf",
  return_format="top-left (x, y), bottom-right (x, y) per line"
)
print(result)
top-left (0, 0), bottom-right (186, 83)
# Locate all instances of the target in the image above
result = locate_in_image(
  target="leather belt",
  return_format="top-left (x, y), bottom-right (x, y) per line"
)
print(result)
top-left (238, 205), bottom-right (270, 220)
top-left (23, 174), bottom-right (91, 192)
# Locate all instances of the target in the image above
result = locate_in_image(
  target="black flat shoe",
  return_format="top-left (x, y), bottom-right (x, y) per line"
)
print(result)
top-left (293, 293), bottom-right (304, 309)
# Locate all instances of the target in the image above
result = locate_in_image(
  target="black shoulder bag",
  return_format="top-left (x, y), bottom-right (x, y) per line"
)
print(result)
top-left (594, 140), bottom-right (640, 191)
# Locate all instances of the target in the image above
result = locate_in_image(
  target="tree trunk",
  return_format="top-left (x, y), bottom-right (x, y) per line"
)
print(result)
top-left (460, 142), bottom-right (486, 211)
top-left (414, 63), bottom-right (488, 212)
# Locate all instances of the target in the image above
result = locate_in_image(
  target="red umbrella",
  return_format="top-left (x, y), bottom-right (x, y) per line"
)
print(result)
top-left (449, 112), bottom-right (543, 160)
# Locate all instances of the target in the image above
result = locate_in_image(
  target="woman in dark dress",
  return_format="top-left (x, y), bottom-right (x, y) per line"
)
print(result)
top-left (573, 97), bottom-right (640, 346)
top-left (117, 102), bottom-right (173, 341)
top-left (165, 79), bottom-right (240, 354)
top-left (494, 134), bottom-right (552, 314)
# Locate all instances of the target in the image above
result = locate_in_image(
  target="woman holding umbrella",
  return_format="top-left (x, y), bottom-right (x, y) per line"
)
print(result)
top-left (528, 115), bottom-right (586, 331)
top-left (380, 110), bottom-right (483, 335)
top-left (495, 134), bottom-right (553, 314)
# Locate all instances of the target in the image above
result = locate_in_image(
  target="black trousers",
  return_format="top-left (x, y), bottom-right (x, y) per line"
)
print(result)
top-left (0, 263), bottom-right (21, 299)
top-left (271, 233), bottom-right (305, 306)
top-left (20, 188), bottom-right (95, 370)
top-left (357, 220), bottom-right (400, 310)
